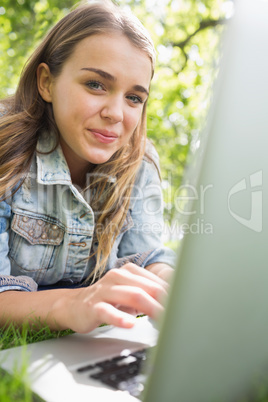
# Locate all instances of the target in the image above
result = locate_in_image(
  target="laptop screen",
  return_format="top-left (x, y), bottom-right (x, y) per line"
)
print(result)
top-left (143, 0), bottom-right (268, 401)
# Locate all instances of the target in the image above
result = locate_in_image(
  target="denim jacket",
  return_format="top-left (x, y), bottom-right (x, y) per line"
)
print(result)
top-left (0, 132), bottom-right (175, 292)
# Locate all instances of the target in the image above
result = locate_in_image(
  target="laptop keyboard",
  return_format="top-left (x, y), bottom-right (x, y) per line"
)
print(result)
top-left (76, 347), bottom-right (153, 397)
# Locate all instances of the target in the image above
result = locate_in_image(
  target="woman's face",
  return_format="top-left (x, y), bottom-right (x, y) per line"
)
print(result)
top-left (37, 33), bottom-right (152, 177)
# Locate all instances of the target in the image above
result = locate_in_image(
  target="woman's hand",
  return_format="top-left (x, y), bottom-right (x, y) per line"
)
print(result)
top-left (57, 263), bottom-right (168, 334)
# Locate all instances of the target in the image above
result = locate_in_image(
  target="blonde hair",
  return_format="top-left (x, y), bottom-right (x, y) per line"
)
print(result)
top-left (0, 0), bottom-right (156, 281)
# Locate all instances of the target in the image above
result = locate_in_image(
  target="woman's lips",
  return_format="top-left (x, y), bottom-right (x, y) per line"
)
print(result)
top-left (88, 129), bottom-right (118, 144)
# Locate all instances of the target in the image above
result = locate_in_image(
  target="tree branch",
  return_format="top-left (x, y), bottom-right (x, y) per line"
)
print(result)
top-left (168, 18), bottom-right (226, 74)
top-left (171, 18), bottom-right (226, 50)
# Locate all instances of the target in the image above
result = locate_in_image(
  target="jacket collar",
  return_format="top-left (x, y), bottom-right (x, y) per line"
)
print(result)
top-left (35, 131), bottom-right (117, 186)
top-left (36, 132), bottom-right (72, 185)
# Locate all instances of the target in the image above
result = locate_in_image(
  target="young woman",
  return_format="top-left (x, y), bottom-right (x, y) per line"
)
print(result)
top-left (0, 0), bottom-right (175, 333)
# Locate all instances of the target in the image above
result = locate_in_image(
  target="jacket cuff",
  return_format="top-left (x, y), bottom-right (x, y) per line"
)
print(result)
top-left (114, 248), bottom-right (167, 269)
top-left (0, 275), bottom-right (38, 292)
top-left (143, 247), bottom-right (177, 268)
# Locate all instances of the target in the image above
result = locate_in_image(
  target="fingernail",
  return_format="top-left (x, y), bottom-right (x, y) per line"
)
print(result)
top-left (122, 316), bottom-right (135, 328)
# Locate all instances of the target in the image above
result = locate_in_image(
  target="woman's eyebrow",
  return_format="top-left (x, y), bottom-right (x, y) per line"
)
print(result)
top-left (133, 85), bottom-right (149, 97)
top-left (81, 67), bottom-right (149, 96)
top-left (81, 67), bottom-right (116, 81)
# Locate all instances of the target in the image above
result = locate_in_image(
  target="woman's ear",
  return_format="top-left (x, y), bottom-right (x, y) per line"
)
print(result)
top-left (37, 63), bottom-right (53, 102)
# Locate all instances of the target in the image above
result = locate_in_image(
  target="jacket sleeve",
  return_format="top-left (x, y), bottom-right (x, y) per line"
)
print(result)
top-left (0, 199), bottom-right (37, 292)
top-left (116, 150), bottom-right (176, 269)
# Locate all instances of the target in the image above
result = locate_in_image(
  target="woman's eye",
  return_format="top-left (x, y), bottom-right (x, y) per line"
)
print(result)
top-left (127, 95), bottom-right (143, 104)
top-left (86, 80), bottom-right (104, 91)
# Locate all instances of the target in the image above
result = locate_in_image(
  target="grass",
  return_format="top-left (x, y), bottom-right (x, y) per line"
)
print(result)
top-left (0, 349), bottom-right (43, 402)
top-left (0, 320), bottom-right (73, 351)
top-left (0, 366), bottom-right (34, 402)
top-left (0, 321), bottom-right (73, 401)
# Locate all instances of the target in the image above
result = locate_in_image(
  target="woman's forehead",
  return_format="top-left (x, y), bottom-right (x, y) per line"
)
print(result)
top-left (63, 33), bottom-right (152, 85)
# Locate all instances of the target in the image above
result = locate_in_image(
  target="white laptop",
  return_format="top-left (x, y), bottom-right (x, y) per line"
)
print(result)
top-left (1, 0), bottom-right (268, 400)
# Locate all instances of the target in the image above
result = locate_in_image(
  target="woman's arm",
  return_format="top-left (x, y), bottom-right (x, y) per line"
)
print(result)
top-left (0, 263), bottom-right (168, 333)
top-left (116, 152), bottom-right (176, 273)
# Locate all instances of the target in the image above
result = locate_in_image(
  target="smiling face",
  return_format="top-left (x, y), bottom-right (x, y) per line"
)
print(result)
top-left (37, 33), bottom-right (152, 184)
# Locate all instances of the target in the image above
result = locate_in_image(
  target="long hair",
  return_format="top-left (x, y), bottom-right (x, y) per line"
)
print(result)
top-left (0, 0), bottom-right (156, 281)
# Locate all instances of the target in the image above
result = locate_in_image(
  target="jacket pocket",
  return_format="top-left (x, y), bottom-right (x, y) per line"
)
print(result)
top-left (9, 213), bottom-right (64, 277)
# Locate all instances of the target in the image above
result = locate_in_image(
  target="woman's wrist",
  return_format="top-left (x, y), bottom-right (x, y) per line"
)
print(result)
top-left (45, 288), bottom-right (76, 331)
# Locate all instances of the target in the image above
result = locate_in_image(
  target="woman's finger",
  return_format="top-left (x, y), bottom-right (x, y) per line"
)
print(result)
top-left (94, 301), bottom-right (136, 328)
top-left (101, 285), bottom-right (164, 320)
top-left (122, 263), bottom-right (169, 289)
top-left (103, 267), bottom-right (168, 303)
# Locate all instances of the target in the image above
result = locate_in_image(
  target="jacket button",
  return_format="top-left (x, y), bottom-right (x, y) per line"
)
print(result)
top-left (29, 230), bottom-right (34, 236)
top-left (52, 224), bottom-right (58, 230)
top-left (22, 216), bottom-right (29, 222)
top-left (41, 233), bottom-right (47, 239)
top-left (37, 220), bottom-right (43, 226)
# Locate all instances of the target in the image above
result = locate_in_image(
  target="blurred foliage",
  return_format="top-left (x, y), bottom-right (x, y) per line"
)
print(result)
top-left (0, 0), bottom-right (232, 230)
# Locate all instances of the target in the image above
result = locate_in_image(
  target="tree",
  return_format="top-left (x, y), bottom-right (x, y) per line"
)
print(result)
top-left (0, 0), bottom-right (75, 97)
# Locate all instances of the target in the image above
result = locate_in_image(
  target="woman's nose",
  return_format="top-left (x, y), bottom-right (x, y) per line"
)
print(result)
top-left (100, 95), bottom-right (124, 123)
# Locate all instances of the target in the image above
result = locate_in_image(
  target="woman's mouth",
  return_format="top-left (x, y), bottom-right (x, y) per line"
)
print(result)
top-left (88, 129), bottom-right (118, 144)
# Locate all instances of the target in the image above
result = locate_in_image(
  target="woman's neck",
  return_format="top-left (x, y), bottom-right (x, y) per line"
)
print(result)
top-left (59, 138), bottom-right (93, 190)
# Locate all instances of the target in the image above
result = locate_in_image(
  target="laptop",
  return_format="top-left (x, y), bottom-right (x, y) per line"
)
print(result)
top-left (1, 0), bottom-right (268, 400)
